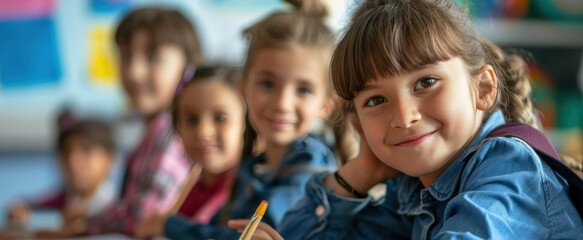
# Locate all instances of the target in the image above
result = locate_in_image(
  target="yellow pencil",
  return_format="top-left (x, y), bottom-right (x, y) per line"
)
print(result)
top-left (239, 200), bottom-right (269, 240)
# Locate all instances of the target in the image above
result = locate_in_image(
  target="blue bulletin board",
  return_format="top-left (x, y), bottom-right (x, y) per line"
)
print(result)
top-left (0, 0), bottom-right (62, 88)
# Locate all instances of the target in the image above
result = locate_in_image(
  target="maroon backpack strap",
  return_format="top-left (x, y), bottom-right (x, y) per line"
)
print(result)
top-left (487, 122), bottom-right (583, 218)
top-left (487, 122), bottom-right (561, 160)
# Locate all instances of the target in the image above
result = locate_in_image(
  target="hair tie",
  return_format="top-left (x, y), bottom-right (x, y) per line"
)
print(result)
top-left (175, 65), bottom-right (197, 94)
top-left (58, 111), bottom-right (78, 133)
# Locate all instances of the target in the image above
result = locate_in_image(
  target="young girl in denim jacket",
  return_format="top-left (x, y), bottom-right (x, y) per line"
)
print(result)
top-left (238, 0), bottom-right (583, 239)
top-left (139, 0), bottom-right (342, 239)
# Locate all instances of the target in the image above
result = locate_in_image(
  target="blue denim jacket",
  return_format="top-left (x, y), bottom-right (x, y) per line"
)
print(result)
top-left (164, 136), bottom-right (337, 240)
top-left (280, 111), bottom-right (583, 239)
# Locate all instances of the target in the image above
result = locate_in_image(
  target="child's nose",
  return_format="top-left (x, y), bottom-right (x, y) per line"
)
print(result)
top-left (390, 99), bottom-right (421, 128)
top-left (273, 89), bottom-right (294, 112)
top-left (197, 119), bottom-right (216, 140)
top-left (127, 57), bottom-right (148, 83)
top-left (65, 151), bottom-right (85, 171)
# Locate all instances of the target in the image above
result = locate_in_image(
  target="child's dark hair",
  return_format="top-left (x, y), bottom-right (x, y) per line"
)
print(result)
top-left (332, 0), bottom-right (537, 128)
top-left (57, 111), bottom-right (115, 154)
top-left (241, 0), bottom-right (357, 161)
top-left (115, 6), bottom-right (203, 66)
top-left (170, 65), bottom-right (244, 132)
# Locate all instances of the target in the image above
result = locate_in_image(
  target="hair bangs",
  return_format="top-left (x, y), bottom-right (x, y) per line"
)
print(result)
top-left (332, 2), bottom-right (467, 100)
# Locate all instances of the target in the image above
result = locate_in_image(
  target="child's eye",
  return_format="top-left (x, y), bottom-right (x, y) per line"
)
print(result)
top-left (259, 80), bottom-right (274, 89)
top-left (414, 77), bottom-right (437, 90)
top-left (297, 87), bottom-right (311, 96)
top-left (365, 96), bottom-right (387, 106)
top-left (214, 114), bottom-right (227, 123)
top-left (185, 117), bottom-right (198, 125)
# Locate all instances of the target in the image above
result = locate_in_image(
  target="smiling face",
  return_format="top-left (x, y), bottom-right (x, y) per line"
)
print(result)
top-left (176, 80), bottom-right (245, 174)
top-left (354, 57), bottom-right (485, 186)
top-left (243, 46), bottom-right (332, 147)
top-left (119, 29), bottom-right (186, 119)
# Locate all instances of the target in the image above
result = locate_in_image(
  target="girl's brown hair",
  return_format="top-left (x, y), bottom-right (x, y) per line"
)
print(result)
top-left (333, 0), bottom-right (537, 128)
top-left (57, 110), bottom-right (114, 154)
top-left (241, 0), bottom-right (357, 163)
top-left (170, 65), bottom-right (244, 132)
top-left (115, 6), bottom-right (203, 66)
top-left (243, 0), bottom-right (354, 162)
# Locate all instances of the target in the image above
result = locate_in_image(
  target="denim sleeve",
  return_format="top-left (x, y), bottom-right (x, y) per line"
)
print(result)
top-left (164, 215), bottom-right (239, 240)
top-left (434, 138), bottom-right (552, 239)
top-left (279, 172), bottom-right (412, 239)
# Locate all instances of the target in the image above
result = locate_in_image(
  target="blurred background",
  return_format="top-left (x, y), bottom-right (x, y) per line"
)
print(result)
top-left (0, 0), bottom-right (582, 229)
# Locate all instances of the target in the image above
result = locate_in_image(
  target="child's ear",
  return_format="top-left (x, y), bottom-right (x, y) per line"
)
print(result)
top-left (319, 98), bottom-right (335, 119)
top-left (475, 64), bottom-right (497, 111)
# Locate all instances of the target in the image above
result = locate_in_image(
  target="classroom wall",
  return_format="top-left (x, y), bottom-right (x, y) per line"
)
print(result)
top-left (0, 0), bottom-right (350, 153)
top-left (0, 0), bottom-right (350, 226)
top-left (4, 0), bottom-right (579, 154)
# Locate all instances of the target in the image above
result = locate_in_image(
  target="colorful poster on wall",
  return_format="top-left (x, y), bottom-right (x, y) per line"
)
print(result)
top-left (91, 0), bottom-right (130, 14)
top-left (0, 0), bottom-right (62, 88)
top-left (88, 26), bottom-right (118, 84)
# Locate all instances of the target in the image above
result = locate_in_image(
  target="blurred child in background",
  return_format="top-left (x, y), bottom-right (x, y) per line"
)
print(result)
top-left (4, 110), bottom-right (116, 239)
top-left (88, 6), bottom-right (203, 236)
top-left (135, 65), bottom-right (246, 236)
top-left (135, 0), bottom-right (344, 239)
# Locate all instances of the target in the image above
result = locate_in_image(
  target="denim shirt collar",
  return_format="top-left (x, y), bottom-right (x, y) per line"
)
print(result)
top-left (241, 136), bottom-right (315, 186)
top-left (397, 110), bottom-right (506, 212)
top-left (248, 135), bottom-right (312, 165)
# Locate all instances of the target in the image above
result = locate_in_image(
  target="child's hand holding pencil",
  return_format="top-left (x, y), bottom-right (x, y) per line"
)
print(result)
top-left (227, 200), bottom-right (284, 240)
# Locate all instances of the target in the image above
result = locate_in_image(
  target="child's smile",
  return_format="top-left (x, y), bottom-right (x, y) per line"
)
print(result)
top-left (245, 46), bottom-right (331, 147)
top-left (266, 117), bottom-right (296, 130)
top-left (177, 80), bottom-right (245, 174)
top-left (354, 57), bottom-right (484, 186)
top-left (393, 130), bottom-right (437, 147)
top-left (120, 30), bottom-right (186, 119)
top-left (194, 144), bottom-right (219, 156)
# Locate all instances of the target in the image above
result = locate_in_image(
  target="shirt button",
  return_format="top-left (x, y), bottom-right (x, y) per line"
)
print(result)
top-left (315, 205), bottom-right (325, 216)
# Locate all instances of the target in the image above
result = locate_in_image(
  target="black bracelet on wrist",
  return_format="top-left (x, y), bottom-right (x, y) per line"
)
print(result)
top-left (333, 171), bottom-right (368, 198)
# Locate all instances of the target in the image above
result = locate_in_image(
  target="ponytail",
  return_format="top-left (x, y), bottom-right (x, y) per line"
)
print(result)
top-left (286, 0), bottom-right (329, 18)
top-left (480, 39), bottom-right (539, 129)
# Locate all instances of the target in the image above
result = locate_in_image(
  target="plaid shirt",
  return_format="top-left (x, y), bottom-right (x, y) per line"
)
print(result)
top-left (89, 113), bottom-right (191, 236)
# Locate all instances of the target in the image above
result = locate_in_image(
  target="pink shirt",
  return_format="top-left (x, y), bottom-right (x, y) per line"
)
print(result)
top-left (178, 168), bottom-right (236, 224)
